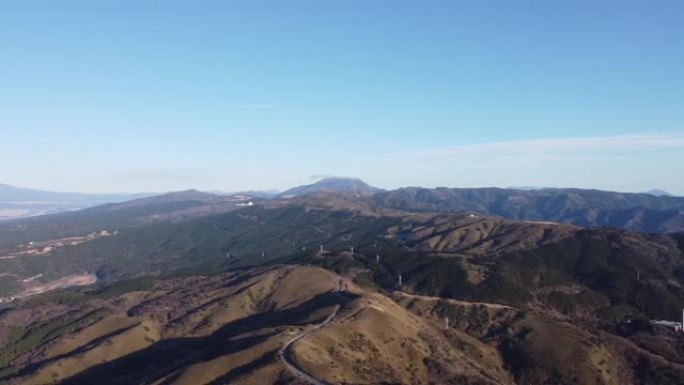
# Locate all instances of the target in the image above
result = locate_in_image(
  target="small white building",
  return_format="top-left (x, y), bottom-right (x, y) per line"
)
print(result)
top-left (650, 309), bottom-right (684, 332)
top-left (651, 320), bottom-right (683, 332)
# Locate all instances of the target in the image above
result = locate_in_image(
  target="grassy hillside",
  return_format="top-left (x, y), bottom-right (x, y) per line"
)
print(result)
top-left (282, 221), bottom-right (684, 324)
top-left (0, 205), bottom-right (402, 295)
top-left (1, 265), bottom-right (682, 385)
top-left (0, 189), bottom-right (260, 250)
top-left (2, 203), bottom-right (683, 327)
top-left (1, 200), bottom-right (683, 384)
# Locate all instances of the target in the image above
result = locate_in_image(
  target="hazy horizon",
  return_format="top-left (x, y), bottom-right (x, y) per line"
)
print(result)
top-left (1, 174), bottom-right (681, 197)
top-left (2, 2), bottom-right (683, 194)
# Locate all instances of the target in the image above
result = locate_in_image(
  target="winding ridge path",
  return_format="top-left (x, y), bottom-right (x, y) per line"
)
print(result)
top-left (393, 290), bottom-right (513, 309)
top-left (279, 304), bottom-right (340, 385)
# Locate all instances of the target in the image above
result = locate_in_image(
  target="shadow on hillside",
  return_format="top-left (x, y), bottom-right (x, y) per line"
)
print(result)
top-left (56, 290), bottom-right (357, 385)
top-left (7, 324), bottom-right (140, 379)
top-left (204, 349), bottom-right (278, 385)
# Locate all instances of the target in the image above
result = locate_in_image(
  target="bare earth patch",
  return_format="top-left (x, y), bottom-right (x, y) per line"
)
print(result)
top-left (17, 274), bottom-right (97, 299)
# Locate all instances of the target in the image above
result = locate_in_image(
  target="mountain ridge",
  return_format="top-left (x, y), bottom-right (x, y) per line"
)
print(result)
top-left (371, 186), bottom-right (684, 233)
top-left (4, 181), bottom-right (684, 233)
top-left (278, 177), bottom-right (383, 198)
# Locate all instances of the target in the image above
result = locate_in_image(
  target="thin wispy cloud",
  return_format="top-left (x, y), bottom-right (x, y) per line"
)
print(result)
top-left (397, 133), bottom-right (684, 163)
top-left (234, 103), bottom-right (276, 109)
top-left (373, 133), bottom-right (684, 193)
top-left (310, 174), bottom-right (335, 180)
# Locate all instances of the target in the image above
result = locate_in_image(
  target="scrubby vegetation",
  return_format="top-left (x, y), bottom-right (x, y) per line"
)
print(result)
top-left (0, 308), bottom-right (109, 376)
top-left (0, 198), bottom-right (682, 384)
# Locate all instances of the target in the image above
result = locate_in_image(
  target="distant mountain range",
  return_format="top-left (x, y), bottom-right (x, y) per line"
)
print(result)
top-left (0, 183), bottom-right (152, 203)
top-left (1, 178), bottom-right (684, 384)
top-left (509, 186), bottom-right (677, 197)
top-left (371, 186), bottom-right (684, 233)
top-left (2, 178), bottom-right (683, 233)
top-left (0, 184), bottom-right (152, 221)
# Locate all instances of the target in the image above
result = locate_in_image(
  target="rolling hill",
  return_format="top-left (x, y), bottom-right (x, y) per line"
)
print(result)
top-left (371, 187), bottom-right (684, 233)
top-left (1, 264), bottom-right (683, 384)
top-left (1, 199), bottom-right (682, 325)
top-left (0, 190), bottom-right (261, 250)
top-left (0, 187), bottom-right (683, 384)
top-left (5, 179), bottom-right (684, 234)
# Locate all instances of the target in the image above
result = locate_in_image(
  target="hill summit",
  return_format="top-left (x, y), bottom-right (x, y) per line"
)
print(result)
top-left (644, 189), bottom-right (675, 197)
top-left (278, 177), bottom-right (382, 198)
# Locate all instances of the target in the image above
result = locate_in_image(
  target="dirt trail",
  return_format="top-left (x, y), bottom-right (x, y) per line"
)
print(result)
top-left (394, 290), bottom-right (514, 310)
top-left (279, 304), bottom-right (340, 385)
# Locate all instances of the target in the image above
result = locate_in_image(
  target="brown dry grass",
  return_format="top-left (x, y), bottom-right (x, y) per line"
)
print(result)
top-left (4, 264), bottom-right (681, 385)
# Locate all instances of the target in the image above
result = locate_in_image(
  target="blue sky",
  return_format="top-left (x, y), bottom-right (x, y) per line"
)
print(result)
top-left (1, 1), bottom-right (683, 194)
